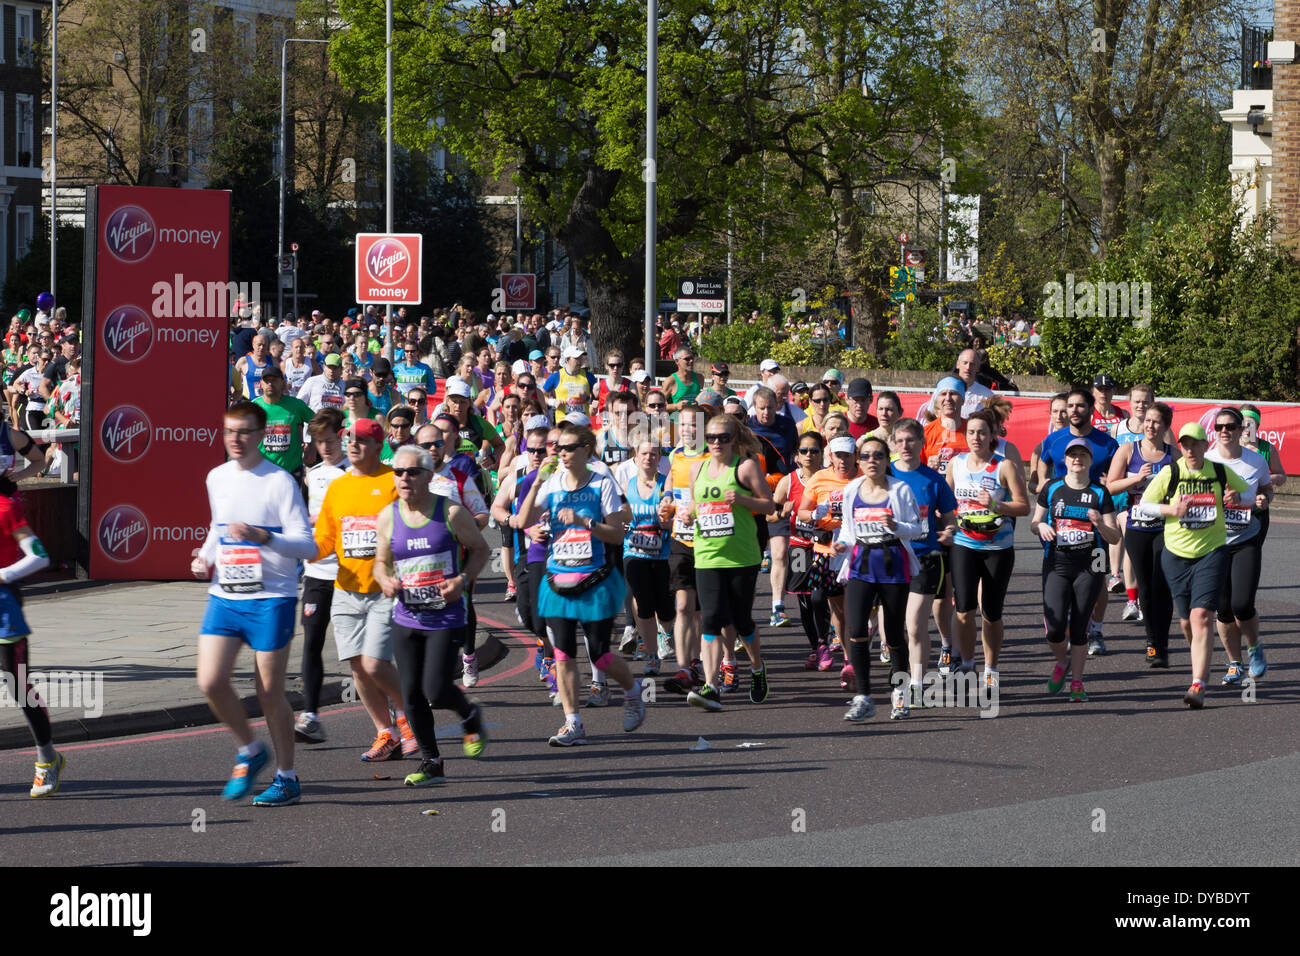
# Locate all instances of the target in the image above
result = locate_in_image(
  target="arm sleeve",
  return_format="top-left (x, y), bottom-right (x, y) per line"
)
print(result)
top-left (270, 473), bottom-right (318, 560)
top-left (599, 474), bottom-right (624, 518)
top-left (836, 479), bottom-right (860, 547)
top-left (890, 482), bottom-right (926, 541)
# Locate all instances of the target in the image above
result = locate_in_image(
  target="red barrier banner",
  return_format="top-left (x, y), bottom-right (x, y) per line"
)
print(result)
top-left (85, 186), bottom-right (231, 579)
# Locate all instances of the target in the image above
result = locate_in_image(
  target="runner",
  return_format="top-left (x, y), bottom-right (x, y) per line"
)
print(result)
top-left (514, 421), bottom-right (647, 745)
top-left (1206, 407), bottom-right (1272, 684)
top-left (748, 387), bottom-right (798, 627)
top-left (191, 401), bottom-right (317, 806)
top-left (1110, 384), bottom-right (1157, 619)
top-left (312, 418), bottom-right (417, 759)
top-left (618, 439), bottom-right (675, 676)
top-left (373, 445), bottom-right (491, 786)
top-left (684, 415), bottom-right (776, 711)
top-left (294, 408), bottom-right (347, 743)
top-left (775, 432), bottom-right (831, 669)
top-left (662, 404), bottom-right (709, 697)
top-left (922, 377), bottom-right (968, 476)
top-left (1106, 402), bottom-right (1176, 667)
top-left (1240, 403), bottom-right (1286, 547)
top-left (234, 332), bottom-right (273, 399)
top-left (380, 405), bottom-right (417, 464)
top-left (281, 335), bottom-right (319, 398)
top-left (1033, 439), bottom-right (1120, 702)
top-left (888, 418), bottom-right (958, 704)
top-left (868, 391), bottom-right (903, 443)
top-left (1028, 394), bottom-right (1067, 494)
top-left (1090, 374), bottom-right (1127, 432)
top-left (946, 409), bottom-right (1030, 689)
top-left (796, 436), bottom-right (859, 689)
top-left (594, 349), bottom-right (632, 422)
top-left (834, 434), bottom-right (926, 720)
top-left (799, 383), bottom-right (838, 436)
top-left (843, 378), bottom-right (880, 441)
top-left (1141, 423), bottom-right (1250, 707)
top-left (253, 367), bottom-right (313, 482)
top-left (0, 484), bottom-right (61, 796)
top-left (543, 346), bottom-right (597, 423)
top-left (1038, 387), bottom-right (1119, 654)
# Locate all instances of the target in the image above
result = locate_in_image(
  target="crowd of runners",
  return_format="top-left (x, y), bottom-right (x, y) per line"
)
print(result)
top-left (3, 305), bottom-right (1286, 803)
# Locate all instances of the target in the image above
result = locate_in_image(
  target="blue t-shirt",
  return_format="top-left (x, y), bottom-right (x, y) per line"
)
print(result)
top-left (888, 462), bottom-right (957, 556)
top-left (1042, 426), bottom-right (1118, 485)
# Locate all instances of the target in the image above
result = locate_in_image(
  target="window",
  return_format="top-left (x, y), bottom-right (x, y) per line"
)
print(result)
top-left (16, 10), bottom-right (34, 68)
top-left (235, 18), bottom-right (254, 74)
top-left (16, 207), bottom-right (34, 260)
top-left (16, 95), bottom-right (34, 167)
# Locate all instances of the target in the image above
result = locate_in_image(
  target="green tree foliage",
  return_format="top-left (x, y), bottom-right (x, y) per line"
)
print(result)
top-left (1041, 184), bottom-right (1300, 401)
top-left (699, 321), bottom-right (775, 364)
top-left (885, 305), bottom-right (959, 372)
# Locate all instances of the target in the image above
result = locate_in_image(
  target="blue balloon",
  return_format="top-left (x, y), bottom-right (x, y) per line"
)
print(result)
top-left (36, 292), bottom-right (54, 311)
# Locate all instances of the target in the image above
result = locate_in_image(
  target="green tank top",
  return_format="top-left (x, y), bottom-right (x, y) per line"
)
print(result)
top-left (692, 455), bottom-right (761, 569)
top-left (668, 372), bottom-right (702, 405)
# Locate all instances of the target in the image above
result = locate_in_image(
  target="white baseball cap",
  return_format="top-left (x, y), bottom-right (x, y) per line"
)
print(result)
top-left (827, 436), bottom-right (856, 455)
top-left (562, 345), bottom-right (585, 360)
top-left (445, 377), bottom-right (472, 399)
top-left (511, 359), bottom-right (529, 376)
top-left (630, 369), bottom-right (652, 384)
top-left (564, 412), bottom-right (591, 427)
top-left (760, 359), bottom-right (780, 372)
top-left (524, 414), bottom-right (551, 432)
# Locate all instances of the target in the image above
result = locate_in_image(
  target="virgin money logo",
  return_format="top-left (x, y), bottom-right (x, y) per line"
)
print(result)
top-left (101, 306), bottom-right (154, 363)
top-left (100, 406), bottom-right (152, 463)
top-left (365, 239), bottom-right (410, 285)
top-left (97, 505), bottom-right (151, 563)
top-left (104, 206), bottom-right (157, 263)
top-left (505, 275), bottom-right (530, 299)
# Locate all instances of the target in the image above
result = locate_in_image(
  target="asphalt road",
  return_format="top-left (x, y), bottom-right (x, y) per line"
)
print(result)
top-left (2, 521), bottom-right (1298, 868)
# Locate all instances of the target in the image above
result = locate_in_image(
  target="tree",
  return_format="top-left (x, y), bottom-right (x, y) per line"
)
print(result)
top-left (331, 0), bottom-right (977, 359)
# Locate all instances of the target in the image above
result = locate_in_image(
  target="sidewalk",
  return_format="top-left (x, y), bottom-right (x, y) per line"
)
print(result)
top-left (0, 580), bottom-right (507, 751)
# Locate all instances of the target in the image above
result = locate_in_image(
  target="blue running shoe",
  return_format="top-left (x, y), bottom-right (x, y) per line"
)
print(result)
top-left (253, 773), bottom-right (302, 807)
top-left (1247, 643), bottom-right (1267, 679)
top-left (222, 748), bottom-right (269, 800)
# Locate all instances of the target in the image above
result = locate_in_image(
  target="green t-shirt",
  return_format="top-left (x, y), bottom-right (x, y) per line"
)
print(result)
top-left (691, 455), bottom-right (761, 569)
top-left (255, 395), bottom-right (314, 474)
top-left (666, 371), bottom-right (703, 405)
top-left (1141, 458), bottom-right (1250, 559)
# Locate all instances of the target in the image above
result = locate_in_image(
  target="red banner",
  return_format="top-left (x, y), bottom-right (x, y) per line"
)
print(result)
top-left (887, 392), bottom-right (1300, 473)
top-left (356, 233), bottom-right (423, 304)
top-left (500, 273), bottom-right (536, 310)
top-left (86, 185), bottom-right (231, 579)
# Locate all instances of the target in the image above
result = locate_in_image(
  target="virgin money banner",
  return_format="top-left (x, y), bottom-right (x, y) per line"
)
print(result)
top-left (356, 233), bottom-right (422, 304)
top-left (886, 392), bottom-right (1300, 474)
top-left (81, 185), bottom-right (231, 579)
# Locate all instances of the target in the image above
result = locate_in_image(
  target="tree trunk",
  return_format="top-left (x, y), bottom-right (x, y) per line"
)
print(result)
top-left (586, 274), bottom-right (647, 365)
top-left (1097, 132), bottom-right (1129, 253)
top-left (831, 183), bottom-right (889, 357)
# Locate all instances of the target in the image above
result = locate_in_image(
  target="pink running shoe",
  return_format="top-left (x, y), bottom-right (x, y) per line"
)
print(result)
top-left (817, 644), bottom-right (835, 671)
top-left (840, 663), bottom-right (857, 692)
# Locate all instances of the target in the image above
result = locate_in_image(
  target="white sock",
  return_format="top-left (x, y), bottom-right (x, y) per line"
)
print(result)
top-left (565, 712), bottom-right (581, 726)
top-left (277, 768), bottom-right (298, 781)
top-left (239, 740), bottom-right (264, 759)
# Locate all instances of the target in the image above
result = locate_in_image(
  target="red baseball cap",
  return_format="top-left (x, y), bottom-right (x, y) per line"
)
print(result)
top-left (345, 419), bottom-right (384, 443)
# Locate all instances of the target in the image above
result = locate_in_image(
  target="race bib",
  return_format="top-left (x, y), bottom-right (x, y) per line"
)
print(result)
top-left (628, 526), bottom-right (663, 555)
top-left (697, 502), bottom-right (735, 538)
top-left (217, 539), bottom-right (263, 594)
top-left (1180, 493), bottom-right (1217, 529)
top-left (1225, 507), bottom-right (1252, 531)
top-left (263, 423), bottom-right (292, 452)
top-left (853, 505), bottom-right (893, 543)
top-left (429, 474), bottom-right (459, 501)
top-left (322, 392), bottom-right (345, 407)
top-left (1054, 517), bottom-right (1093, 550)
top-left (672, 489), bottom-right (693, 540)
top-left (341, 515), bottom-right (378, 558)
top-left (398, 551), bottom-right (454, 610)
top-left (553, 527), bottom-right (594, 565)
top-left (929, 448), bottom-right (956, 475)
top-left (566, 393), bottom-right (586, 410)
top-left (828, 491), bottom-right (844, 521)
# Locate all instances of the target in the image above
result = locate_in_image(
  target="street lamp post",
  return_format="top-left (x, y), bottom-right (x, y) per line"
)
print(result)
top-left (50, 0), bottom-right (58, 305)
top-left (279, 37), bottom-right (329, 322)
top-left (385, 0), bottom-right (394, 361)
top-left (644, 0), bottom-right (657, 374)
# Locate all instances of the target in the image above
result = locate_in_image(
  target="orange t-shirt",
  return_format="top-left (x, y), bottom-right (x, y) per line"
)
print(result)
top-left (923, 418), bottom-right (968, 476)
top-left (314, 466), bottom-right (398, 594)
top-left (800, 467), bottom-right (857, 555)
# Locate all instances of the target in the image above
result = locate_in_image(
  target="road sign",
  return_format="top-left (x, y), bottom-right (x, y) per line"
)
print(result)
top-left (500, 273), bottom-right (536, 310)
top-left (889, 266), bottom-right (917, 303)
top-left (278, 254), bottom-right (293, 275)
top-left (677, 275), bottom-right (726, 313)
top-left (291, 242), bottom-right (299, 253)
top-left (356, 233), bottom-right (423, 305)
top-left (904, 248), bottom-right (926, 268)
top-left (897, 232), bottom-right (909, 244)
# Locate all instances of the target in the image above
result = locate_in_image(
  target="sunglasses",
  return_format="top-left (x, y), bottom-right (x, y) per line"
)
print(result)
top-left (392, 467), bottom-right (427, 477)
top-left (608, 362), bottom-right (623, 368)
top-left (417, 440), bottom-right (445, 449)
top-left (798, 447), bottom-right (822, 454)
top-left (859, 451), bottom-right (887, 461)
top-left (646, 403), bottom-right (666, 410)
top-left (1215, 423), bottom-right (1239, 431)
top-left (526, 446), bottom-right (547, 456)
top-left (345, 390), bottom-right (365, 398)
top-left (556, 442), bottom-right (584, 453)
top-left (705, 434), bottom-right (732, 443)
top-left (811, 396), bottom-right (830, 404)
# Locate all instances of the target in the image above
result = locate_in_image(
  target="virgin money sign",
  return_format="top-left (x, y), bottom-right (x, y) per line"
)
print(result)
top-left (356, 233), bottom-right (423, 304)
top-left (82, 185), bottom-right (231, 580)
top-left (501, 273), bottom-right (536, 310)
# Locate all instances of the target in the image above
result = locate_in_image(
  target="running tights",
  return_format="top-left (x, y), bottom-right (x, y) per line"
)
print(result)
top-left (845, 578), bottom-right (909, 692)
top-left (0, 638), bottom-right (52, 747)
top-left (1042, 566), bottom-right (1103, 646)
top-left (392, 625), bottom-right (477, 761)
top-left (1124, 531), bottom-right (1173, 653)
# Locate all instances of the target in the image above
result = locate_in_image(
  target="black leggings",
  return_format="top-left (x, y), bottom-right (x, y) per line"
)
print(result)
top-left (1216, 536), bottom-right (1263, 625)
top-left (1042, 565), bottom-right (1103, 646)
top-left (1124, 530), bottom-right (1173, 652)
top-left (548, 617), bottom-right (613, 662)
top-left (392, 625), bottom-right (478, 761)
top-left (0, 638), bottom-right (52, 747)
top-left (463, 582), bottom-right (477, 656)
top-left (623, 558), bottom-right (675, 622)
top-left (845, 578), bottom-right (909, 693)
top-left (517, 560), bottom-right (548, 640)
top-left (799, 594), bottom-right (830, 650)
top-left (300, 576), bottom-right (334, 714)
top-left (696, 565), bottom-right (760, 637)
top-left (951, 546), bottom-right (1015, 621)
